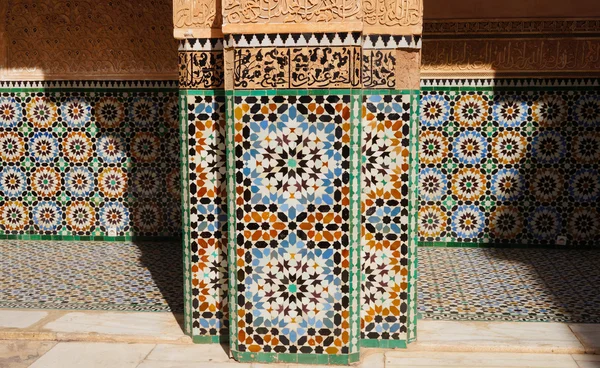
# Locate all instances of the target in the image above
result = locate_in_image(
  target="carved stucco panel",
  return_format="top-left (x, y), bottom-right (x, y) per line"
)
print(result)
top-left (363, 0), bottom-right (423, 35)
top-left (173, 0), bottom-right (223, 38)
top-left (421, 38), bottom-right (600, 77)
top-left (4, 0), bottom-right (178, 80)
top-left (222, 0), bottom-right (363, 34)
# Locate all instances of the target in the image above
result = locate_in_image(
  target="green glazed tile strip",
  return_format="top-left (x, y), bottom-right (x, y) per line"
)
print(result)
top-left (231, 351), bottom-right (360, 365)
top-left (349, 90), bottom-right (362, 354)
top-left (407, 90), bottom-right (420, 344)
top-left (360, 339), bottom-right (407, 349)
top-left (178, 89), bottom-right (193, 337)
top-left (225, 93), bottom-right (238, 353)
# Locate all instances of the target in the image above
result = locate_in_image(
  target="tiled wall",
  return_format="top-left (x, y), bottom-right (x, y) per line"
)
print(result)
top-left (0, 82), bottom-right (181, 240)
top-left (360, 91), bottom-right (419, 347)
top-left (418, 80), bottom-right (600, 248)
top-left (179, 33), bottom-right (421, 362)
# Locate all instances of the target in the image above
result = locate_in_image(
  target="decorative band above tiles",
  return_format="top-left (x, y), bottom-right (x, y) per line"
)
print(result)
top-left (233, 46), bottom-right (361, 89)
top-left (178, 51), bottom-right (225, 89)
top-left (362, 35), bottom-right (421, 49)
top-left (420, 78), bottom-right (600, 88)
top-left (179, 38), bottom-right (225, 51)
top-left (224, 32), bottom-right (363, 48)
top-left (222, 33), bottom-right (421, 49)
top-left (423, 18), bottom-right (600, 36)
top-left (0, 80), bottom-right (178, 90)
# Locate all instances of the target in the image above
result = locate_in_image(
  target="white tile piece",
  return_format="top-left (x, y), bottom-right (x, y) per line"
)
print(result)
top-left (0, 340), bottom-right (56, 368)
top-left (29, 342), bottom-right (154, 368)
top-left (0, 310), bottom-right (48, 328)
top-left (386, 351), bottom-right (578, 368)
top-left (42, 312), bottom-right (185, 339)
top-left (569, 324), bottom-right (600, 353)
top-left (145, 344), bottom-right (230, 362)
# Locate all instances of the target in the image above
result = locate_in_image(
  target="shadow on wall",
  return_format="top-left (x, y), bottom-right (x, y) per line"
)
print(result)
top-left (0, 0), bottom-right (185, 321)
top-left (419, 89), bottom-right (600, 248)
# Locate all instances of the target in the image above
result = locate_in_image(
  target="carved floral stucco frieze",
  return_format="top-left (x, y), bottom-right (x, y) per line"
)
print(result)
top-left (3, 0), bottom-right (178, 80)
top-left (173, 0), bottom-right (223, 38)
top-left (363, 0), bottom-right (422, 35)
top-left (222, 0), bottom-right (363, 34)
top-left (421, 38), bottom-right (600, 77)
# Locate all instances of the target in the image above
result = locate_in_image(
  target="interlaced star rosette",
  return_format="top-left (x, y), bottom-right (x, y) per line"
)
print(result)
top-left (33, 201), bottom-right (62, 232)
top-left (568, 208), bottom-right (599, 241)
top-left (98, 167), bottom-right (128, 198)
top-left (29, 132), bottom-right (58, 163)
top-left (532, 94), bottom-right (567, 127)
top-left (163, 97), bottom-right (179, 129)
top-left (452, 131), bottom-right (488, 164)
top-left (0, 132), bottom-right (24, 163)
top-left (454, 94), bottom-right (489, 127)
top-left (0, 97), bottom-right (22, 127)
top-left (364, 203), bottom-right (402, 241)
top-left (530, 169), bottom-right (563, 202)
top-left (65, 167), bottom-right (94, 197)
top-left (419, 168), bottom-right (447, 201)
top-left (453, 168), bottom-right (487, 202)
top-left (569, 169), bottom-right (600, 202)
top-left (528, 207), bottom-right (561, 240)
top-left (97, 135), bottom-right (125, 163)
top-left (418, 205), bottom-right (447, 238)
top-left (62, 132), bottom-right (93, 163)
top-left (491, 169), bottom-right (524, 201)
top-left (421, 94), bottom-right (450, 127)
top-left (62, 97), bottom-right (91, 127)
top-left (574, 94), bottom-right (600, 127)
top-left (573, 133), bottom-right (600, 164)
top-left (362, 122), bottom-right (395, 192)
top-left (451, 205), bottom-right (485, 239)
top-left (489, 206), bottom-right (523, 240)
top-left (419, 130), bottom-right (448, 165)
top-left (31, 167), bottom-right (61, 198)
top-left (66, 201), bottom-right (95, 232)
top-left (0, 167), bottom-right (26, 197)
top-left (531, 131), bottom-right (566, 164)
top-left (130, 97), bottom-right (158, 127)
top-left (131, 132), bottom-right (160, 163)
top-left (492, 131), bottom-right (527, 165)
top-left (95, 97), bottom-right (125, 128)
top-left (246, 246), bottom-right (340, 344)
top-left (132, 168), bottom-right (160, 198)
top-left (26, 97), bottom-right (58, 128)
top-left (99, 202), bottom-right (130, 232)
top-left (166, 168), bottom-right (181, 199)
top-left (1, 201), bottom-right (29, 231)
top-left (492, 96), bottom-right (527, 127)
top-left (134, 202), bottom-right (162, 232)
top-left (247, 107), bottom-right (340, 208)
top-left (361, 243), bottom-right (404, 332)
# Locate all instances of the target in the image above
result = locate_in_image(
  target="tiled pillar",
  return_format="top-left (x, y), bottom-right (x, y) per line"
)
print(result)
top-left (225, 33), bottom-right (363, 364)
top-left (360, 38), bottom-right (422, 347)
top-left (178, 38), bottom-right (228, 342)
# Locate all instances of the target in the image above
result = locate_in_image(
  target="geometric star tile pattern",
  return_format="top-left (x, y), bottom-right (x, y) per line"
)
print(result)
top-left (361, 93), bottom-right (411, 343)
top-left (0, 240), bottom-right (182, 312)
top-left (229, 93), bottom-right (360, 356)
top-left (184, 93), bottom-right (229, 339)
top-left (0, 89), bottom-right (181, 239)
top-left (419, 247), bottom-right (600, 323)
top-left (419, 90), bottom-right (600, 247)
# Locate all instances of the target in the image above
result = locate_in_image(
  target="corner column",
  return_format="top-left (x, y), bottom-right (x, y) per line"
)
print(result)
top-left (175, 2), bottom-right (228, 343)
top-left (222, 3), bottom-right (363, 362)
top-left (360, 0), bottom-right (423, 348)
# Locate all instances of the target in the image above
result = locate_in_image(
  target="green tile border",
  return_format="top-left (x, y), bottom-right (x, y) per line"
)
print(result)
top-left (349, 90), bottom-right (362, 355)
top-left (192, 335), bottom-right (227, 344)
top-left (407, 90), bottom-right (420, 344)
top-left (225, 91), bottom-right (238, 354)
top-left (178, 89), bottom-right (193, 337)
top-left (360, 339), bottom-right (407, 349)
top-left (231, 351), bottom-right (360, 365)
